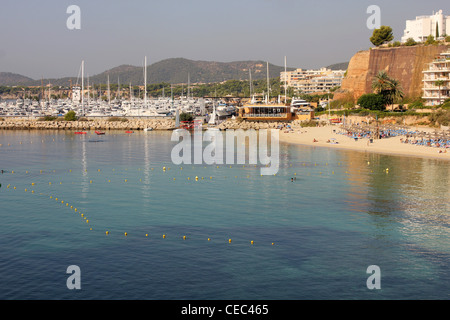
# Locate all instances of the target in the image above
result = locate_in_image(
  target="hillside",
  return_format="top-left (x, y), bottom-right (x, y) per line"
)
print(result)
top-left (326, 62), bottom-right (349, 70)
top-left (0, 72), bottom-right (34, 86)
top-left (0, 58), bottom-right (296, 87)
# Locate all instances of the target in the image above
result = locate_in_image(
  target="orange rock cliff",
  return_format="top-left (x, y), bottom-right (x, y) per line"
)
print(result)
top-left (334, 44), bottom-right (449, 102)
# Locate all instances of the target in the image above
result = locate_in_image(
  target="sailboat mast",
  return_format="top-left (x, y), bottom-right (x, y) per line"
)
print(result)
top-left (249, 68), bottom-right (252, 100)
top-left (144, 56), bottom-right (147, 108)
top-left (284, 56), bottom-right (287, 105)
top-left (107, 74), bottom-right (111, 107)
top-left (81, 60), bottom-right (84, 115)
top-left (117, 76), bottom-right (120, 100)
top-left (266, 61), bottom-right (270, 103)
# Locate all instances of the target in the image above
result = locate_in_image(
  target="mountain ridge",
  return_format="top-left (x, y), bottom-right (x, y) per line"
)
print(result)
top-left (1, 58), bottom-right (348, 86)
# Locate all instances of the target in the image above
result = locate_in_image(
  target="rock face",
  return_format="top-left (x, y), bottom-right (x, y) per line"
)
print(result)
top-left (335, 45), bottom-right (449, 102)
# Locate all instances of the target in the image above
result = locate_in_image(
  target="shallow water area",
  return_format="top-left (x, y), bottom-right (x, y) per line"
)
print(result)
top-left (0, 130), bottom-right (449, 299)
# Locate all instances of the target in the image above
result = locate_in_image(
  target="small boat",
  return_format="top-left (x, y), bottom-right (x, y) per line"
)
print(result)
top-left (74, 132), bottom-right (87, 135)
top-left (143, 128), bottom-right (153, 132)
top-left (95, 131), bottom-right (105, 135)
top-left (125, 130), bottom-right (133, 133)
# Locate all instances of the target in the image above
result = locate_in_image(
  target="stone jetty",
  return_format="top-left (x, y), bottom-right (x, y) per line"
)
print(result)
top-left (0, 118), bottom-right (177, 131)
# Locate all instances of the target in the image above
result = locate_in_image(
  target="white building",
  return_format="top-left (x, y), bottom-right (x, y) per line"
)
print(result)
top-left (422, 50), bottom-right (450, 106)
top-left (280, 68), bottom-right (345, 95)
top-left (401, 10), bottom-right (450, 43)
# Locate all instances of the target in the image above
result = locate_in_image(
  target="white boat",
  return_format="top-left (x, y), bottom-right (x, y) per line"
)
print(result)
top-left (216, 104), bottom-right (235, 117)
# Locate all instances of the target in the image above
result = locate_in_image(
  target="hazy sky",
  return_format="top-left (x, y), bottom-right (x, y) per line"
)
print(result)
top-left (0, 0), bottom-right (448, 79)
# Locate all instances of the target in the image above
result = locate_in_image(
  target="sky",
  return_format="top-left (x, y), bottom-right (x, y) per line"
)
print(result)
top-left (0, 0), bottom-right (448, 79)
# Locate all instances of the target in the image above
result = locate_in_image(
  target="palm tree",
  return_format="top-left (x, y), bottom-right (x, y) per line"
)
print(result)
top-left (372, 71), bottom-right (404, 109)
top-left (434, 79), bottom-right (445, 106)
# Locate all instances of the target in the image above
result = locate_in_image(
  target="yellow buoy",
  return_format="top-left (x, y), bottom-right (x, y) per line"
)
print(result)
top-left (106, 231), bottom-right (109, 235)
top-left (163, 234), bottom-right (166, 238)
top-left (81, 214), bottom-right (84, 217)
top-left (86, 220), bottom-right (89, 223)
top-left (183, 235), bottom-right (186, 240)
top-left (208, 238), bottom-right (211, 241)
top-left (25, 189), bottom-right (27, 192)
top-left (145, 234), bottom-right (148, 237)
top-left (251, 240), bottom-right (254, 245)
top-left (229, 239), bottom-right (232, 243)
top-left (124, 232), bottom-right (127, 236)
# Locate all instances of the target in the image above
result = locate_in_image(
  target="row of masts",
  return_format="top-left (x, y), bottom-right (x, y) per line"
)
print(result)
top-left (76, 55), bottom-right (289, 114)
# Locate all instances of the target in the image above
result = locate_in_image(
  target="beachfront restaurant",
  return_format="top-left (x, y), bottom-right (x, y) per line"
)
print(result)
top-left (238, 105), bottom-right (314, 121)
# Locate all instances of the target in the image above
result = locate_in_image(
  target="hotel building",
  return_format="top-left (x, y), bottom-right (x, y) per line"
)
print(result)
top-left (422, 50), bottom-right (450, 106)
top-left (401, 10), bottom-right (450, 43)
top-left (280, 68), bottom-right (345, 95)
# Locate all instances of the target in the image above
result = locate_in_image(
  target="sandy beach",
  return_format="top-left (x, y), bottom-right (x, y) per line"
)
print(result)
top-left (279, 125), bottom-right (450, 161)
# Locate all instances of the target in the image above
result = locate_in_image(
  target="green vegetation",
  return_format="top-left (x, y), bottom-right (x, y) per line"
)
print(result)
top-left (64, 110), bottom-right (77, 121)
top-left (425, 35), bottom-right (436, 45)
top-left (434, 80), bottom-right (446, 105)
top-left (370, 26), bottom-right (394, 46)
top-left (179, 112), bottom-right (194, 122)
top-left (371, 71), bottom-right (404, 108)
top-left (38, 115), bottom-right (58, 121)
top-left (446, 35), bottom-right (450, 42)
top-left (357, 93), bottom-right (385, 111)
top-left (404, 38), bottom-right (417, 46)
top-left (429, 110), bottom-right (450, 126)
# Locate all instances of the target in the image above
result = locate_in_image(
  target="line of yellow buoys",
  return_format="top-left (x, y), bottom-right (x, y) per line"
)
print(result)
top-left (4, 180), bottom-right (277, 246)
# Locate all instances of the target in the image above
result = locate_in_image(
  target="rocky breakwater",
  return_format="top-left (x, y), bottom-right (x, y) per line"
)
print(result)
top-left (0, 118), bottom-right (176, 130)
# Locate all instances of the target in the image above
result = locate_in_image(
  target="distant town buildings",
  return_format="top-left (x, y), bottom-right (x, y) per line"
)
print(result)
top-left (401, 9), bottom-right (450, 43)
top-left (280, 68), bottom-right (345, 95)
top-left (422, 50), bottom-right (450, 106)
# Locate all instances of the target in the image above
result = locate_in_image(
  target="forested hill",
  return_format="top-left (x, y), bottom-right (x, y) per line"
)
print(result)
top-left (0, 58), bottom-right (297, 86)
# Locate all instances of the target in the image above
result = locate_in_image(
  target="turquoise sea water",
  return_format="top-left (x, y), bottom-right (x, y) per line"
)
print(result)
top-left (0, 130), bottom-right (449, 300)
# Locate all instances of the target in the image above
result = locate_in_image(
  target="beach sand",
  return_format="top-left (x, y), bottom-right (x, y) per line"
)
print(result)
top-left (279, 125), bottom-right (450, 161)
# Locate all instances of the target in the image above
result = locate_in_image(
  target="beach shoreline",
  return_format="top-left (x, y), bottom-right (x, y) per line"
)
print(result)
top-left (278, 125), bottom-right (450, 161)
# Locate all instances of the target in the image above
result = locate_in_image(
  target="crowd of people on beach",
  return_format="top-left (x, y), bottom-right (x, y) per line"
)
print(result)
top-left (338, 124), bottom-right (450, 151)
top-left (400, 135), bottom-right (450, 151)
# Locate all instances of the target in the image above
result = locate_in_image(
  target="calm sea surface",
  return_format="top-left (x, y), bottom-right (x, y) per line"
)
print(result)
top-left (0, 130), bottom-right (449, 300)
